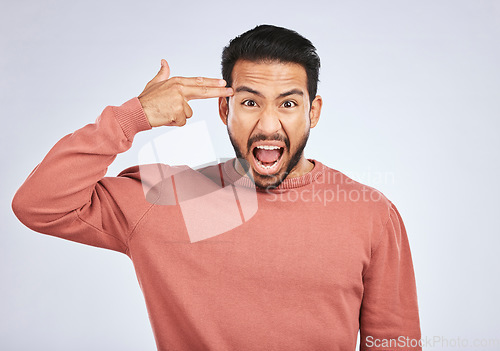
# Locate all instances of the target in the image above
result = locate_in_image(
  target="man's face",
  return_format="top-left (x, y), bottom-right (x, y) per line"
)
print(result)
top-left (219, 60), bottom-right (322, 189)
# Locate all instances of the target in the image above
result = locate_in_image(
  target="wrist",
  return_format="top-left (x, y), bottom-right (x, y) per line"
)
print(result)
top-left (113, 97), bottom-right (152, 140)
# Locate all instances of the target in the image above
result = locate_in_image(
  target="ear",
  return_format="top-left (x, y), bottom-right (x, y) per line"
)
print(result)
top-left (309, 95), bottom-right (322, 128)
top-left (219, 97), bottom-right (229, 125)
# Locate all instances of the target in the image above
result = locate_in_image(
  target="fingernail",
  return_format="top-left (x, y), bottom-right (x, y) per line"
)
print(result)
top-left (219, 79), bottom-right (226, 86)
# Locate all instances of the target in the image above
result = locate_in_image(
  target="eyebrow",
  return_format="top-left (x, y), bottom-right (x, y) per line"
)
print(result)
top-left (234, 86), bottom-right (304, 99)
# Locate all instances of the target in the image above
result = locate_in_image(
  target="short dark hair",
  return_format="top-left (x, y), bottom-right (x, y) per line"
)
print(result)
top-left (221, 24), bottom-right (320, 104)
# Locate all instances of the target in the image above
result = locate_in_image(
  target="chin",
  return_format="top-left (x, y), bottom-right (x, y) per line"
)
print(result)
top-left (251, 167), bottom-right (289, 189)
top-left (232, 155), bottom-right (289, 189)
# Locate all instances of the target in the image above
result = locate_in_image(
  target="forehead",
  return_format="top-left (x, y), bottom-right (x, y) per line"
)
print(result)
top-left (231, 60), bottom-right (308, 94)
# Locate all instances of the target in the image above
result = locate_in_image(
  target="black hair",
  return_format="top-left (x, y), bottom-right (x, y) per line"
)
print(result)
top-left (221, 24), bottom-right (320, 104)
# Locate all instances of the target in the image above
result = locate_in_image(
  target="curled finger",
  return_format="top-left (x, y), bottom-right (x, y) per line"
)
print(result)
top-left (183, 101), bottom-right (193, 119)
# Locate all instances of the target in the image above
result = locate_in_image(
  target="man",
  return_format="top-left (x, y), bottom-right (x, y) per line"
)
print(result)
top-left (12, 25), bottom-right (421, 350)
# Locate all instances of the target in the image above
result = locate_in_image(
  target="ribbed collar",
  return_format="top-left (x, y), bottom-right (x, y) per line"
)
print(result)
top-left (222, 158), bottom-right (325, 192)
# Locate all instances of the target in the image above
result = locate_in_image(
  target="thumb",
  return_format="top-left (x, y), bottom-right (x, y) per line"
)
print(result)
top-left (151, 59), bottom-right (171, 83)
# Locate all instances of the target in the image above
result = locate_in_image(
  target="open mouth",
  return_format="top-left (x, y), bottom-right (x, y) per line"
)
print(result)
top-left (251, 143), bottom-right (285, 175)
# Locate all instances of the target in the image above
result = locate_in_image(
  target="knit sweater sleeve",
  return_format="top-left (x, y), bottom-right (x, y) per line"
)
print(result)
top-left (11, 97), bottom-right (153, 255)
top-left (359, 202), bottom-right (422, 351)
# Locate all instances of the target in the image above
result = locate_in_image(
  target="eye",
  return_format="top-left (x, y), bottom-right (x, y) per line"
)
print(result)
top-left (242, 100), bottom-right (257, 107)
top-left (281, 100), bottom-right (297, 108)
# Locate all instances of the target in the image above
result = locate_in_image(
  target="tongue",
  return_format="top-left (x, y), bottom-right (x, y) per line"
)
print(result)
top-left (255, 148), bottom-right (281, 163)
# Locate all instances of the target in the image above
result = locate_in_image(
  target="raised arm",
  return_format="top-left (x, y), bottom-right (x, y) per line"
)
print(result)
top-left (11, 60), bottom-right (233, 254)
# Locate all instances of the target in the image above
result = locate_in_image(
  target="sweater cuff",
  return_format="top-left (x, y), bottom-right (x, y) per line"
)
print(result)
top-left (112, 97), bottom-right (152, 141)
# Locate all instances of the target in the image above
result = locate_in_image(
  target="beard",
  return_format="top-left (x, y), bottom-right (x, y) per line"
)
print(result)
top-left (227, 127), bottom-right (310, 190)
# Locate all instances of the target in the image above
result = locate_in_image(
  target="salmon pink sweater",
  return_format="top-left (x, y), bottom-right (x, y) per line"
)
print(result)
top-left (12, 97), bottom-right (421, 351)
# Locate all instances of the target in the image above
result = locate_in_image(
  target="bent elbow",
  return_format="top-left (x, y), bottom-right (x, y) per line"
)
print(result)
top-left (11, 186), bottom-right (63, 233)
top-left (12, 187), bottom-right (40, 231)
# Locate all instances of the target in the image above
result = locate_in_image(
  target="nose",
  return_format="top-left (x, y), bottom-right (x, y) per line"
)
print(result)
top-left (256, 105), bottom-right (282, 135)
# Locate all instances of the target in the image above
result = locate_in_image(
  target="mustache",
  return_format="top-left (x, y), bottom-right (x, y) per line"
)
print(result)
top-left (247, 133), bottom-right (290, 151)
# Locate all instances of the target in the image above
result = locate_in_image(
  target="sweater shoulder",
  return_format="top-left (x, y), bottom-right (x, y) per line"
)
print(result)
top-left (114, 162), bottom-right (223, 206)
top-left (317, 162), bottom-right (394, 214)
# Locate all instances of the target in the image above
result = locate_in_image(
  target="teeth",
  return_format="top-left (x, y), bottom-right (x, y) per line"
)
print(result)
top-left (256, 145), bottom-right (281, 150)
top-left (256, 159), bottom-right (279, 169)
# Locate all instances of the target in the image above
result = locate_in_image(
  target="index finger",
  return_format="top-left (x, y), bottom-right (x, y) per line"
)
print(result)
top-left (183, 86), bottom-right (234, 100)
top-left (171, 76), bottom-right (228, 87)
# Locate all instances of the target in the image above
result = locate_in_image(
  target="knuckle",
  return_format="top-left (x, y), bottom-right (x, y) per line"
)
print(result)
top-left (169, 115), bottom-right (180, 124)
top-left (172, 82), bottom-right (183, 92)
top-left (195, 77), bottom-right (204, 86)
top-left (170, 76), bottom-right (181, 83)
top-left (174, 104), bottom-right (184, 114)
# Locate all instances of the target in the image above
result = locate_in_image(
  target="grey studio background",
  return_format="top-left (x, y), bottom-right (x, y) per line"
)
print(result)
top-left (1, 0), bottom-right (499, 350)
